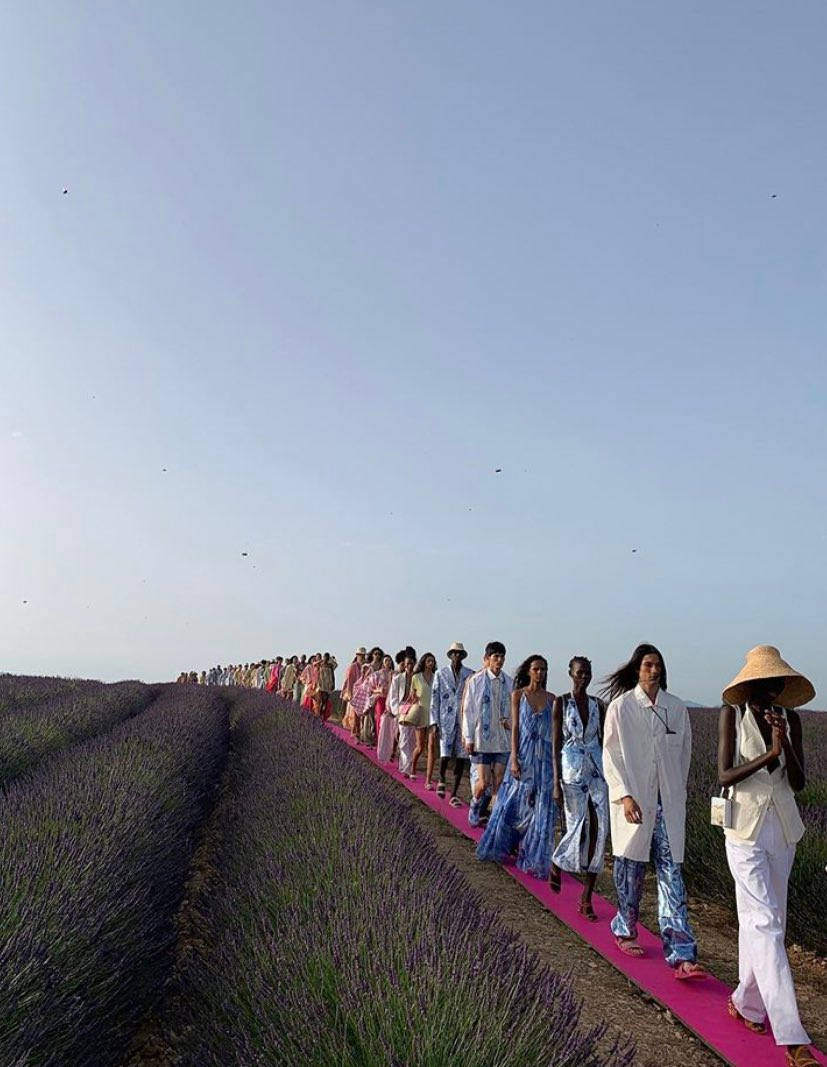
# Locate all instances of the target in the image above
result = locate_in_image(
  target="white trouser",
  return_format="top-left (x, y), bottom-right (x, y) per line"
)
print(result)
top-left (377, 712), bottom-right (398, 763)
top-left (725, 807), bottom-right (809, 1046)
top-left (398, 724), bottom-right (416, 775)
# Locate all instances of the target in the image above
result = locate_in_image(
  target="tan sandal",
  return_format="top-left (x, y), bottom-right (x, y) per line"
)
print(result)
top-left (784, 1047), bottom-right (819, 1067)
top-left (615, 937), bottom-right (644, 957)
top-left (727, 997), bottom-right (766, 1035)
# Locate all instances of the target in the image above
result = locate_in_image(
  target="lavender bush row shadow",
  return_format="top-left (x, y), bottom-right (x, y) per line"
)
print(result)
top-left (683, 708), bottom-right (827, 957)
top-left (0, 677), bottom-right (153, 786)
top-left (158, 694), bottom-right (634, 1067)
top-left (0, 683), bottom-right (230, 1066)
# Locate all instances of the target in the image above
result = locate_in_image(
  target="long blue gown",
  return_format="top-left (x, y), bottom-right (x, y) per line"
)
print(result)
top-left (476, 693), bottom-right (555, 878)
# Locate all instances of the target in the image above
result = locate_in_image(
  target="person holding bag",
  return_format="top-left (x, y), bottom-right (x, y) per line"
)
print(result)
top-left (395, 652), bottom-right (419, 776)
top-left (401, 653), bottom-right (436, 780)
top-left (718, 646), bottom-right (816, 1067)
top-left (341, 648), bottom-right (367, 738)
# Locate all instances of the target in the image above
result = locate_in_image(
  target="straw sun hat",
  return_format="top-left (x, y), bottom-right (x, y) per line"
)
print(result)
top-left (722, 645), bottom-right (815, 708)
top-left (446, 642), bottom-right (468, 659)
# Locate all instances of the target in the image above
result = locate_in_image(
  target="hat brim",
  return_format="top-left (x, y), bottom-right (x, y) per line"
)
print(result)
top-left (722, 672), bottom-right (815, 709)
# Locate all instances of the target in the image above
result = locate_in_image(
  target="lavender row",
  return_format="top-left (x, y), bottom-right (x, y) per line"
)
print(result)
top-left (0, 675), bottom-right (152, 785)
top-left (683, 708), bottom-right (827, 957)
top-left (0, 683), bottom-right (229, 1066)
top-left (156, 693), bottom-right (633, 1067)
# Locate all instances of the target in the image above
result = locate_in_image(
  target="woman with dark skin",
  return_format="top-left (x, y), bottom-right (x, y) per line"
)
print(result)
top-left (548, 657), bottom-right (609, 918)
top-left (718, 646), bottom-right (815, 1067)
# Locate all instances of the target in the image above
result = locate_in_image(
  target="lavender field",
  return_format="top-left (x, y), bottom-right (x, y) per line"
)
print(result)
top-left (0, 682), bottom-right (229, 1065)
top-left (146, 692), bottom-right (633, 1067)
top-left (1, 676), bottom-right (823, 1065)
top-left (0, 674), bottom-right (152, 784)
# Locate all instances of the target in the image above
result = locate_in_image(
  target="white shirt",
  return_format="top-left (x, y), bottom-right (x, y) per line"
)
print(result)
top-left (602, 684), bottom-right (692, 863)
top-left (461, 668), bottom-right (514, 754)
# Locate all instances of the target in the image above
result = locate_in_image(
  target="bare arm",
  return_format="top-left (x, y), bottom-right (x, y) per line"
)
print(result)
top-left (552, 695), bottom-right (563, 801)
top-left (717, 705), bottom-right (783, 788)
top-left (510, 689), bottom-right (521, 776)
top-left (783, 710), bottom-right (806, 792)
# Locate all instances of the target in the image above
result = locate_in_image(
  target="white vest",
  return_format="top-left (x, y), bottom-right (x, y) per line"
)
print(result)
top-left (724, 705), bottom-right (805, 846)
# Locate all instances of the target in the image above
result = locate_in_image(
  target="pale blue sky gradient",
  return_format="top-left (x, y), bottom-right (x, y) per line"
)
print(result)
top-left (2, 2), bottom-right (826, 703)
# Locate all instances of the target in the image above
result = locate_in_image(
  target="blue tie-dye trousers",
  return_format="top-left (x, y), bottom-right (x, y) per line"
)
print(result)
top-left (610, 803), bottom-right (697, 966)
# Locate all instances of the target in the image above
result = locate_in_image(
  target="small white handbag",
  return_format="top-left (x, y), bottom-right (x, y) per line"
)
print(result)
top-left (710, 787), bottom-right (732, 829)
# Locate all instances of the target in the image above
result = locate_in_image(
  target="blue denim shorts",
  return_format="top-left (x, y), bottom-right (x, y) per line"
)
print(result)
top-left (470, 751), bottom-right (508, 766)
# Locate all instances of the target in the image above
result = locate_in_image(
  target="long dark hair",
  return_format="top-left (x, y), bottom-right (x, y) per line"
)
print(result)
top-left (513, 654), bottom-right (548, 689)
top-left (601, 643), bottom-right (667, 704)
top-left (414, 652), bottom-right (436, 675)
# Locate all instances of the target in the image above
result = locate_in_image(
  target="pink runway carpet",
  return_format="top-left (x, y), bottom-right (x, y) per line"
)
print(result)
top-left (326, 721), bottom-right (826, 1067)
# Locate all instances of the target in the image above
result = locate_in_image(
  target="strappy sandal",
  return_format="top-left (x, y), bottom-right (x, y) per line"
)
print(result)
top-left (785, 1047), bottom-right (819, 1067)
top-left (674, 961), bottom-right (707, 980)
top-left (727, 997), bottom-right (766, 1035)
top-left (436, 782), bottom-right (446, 798)
top-left (449, 796), bottom-right (461, 808)
top-left (615, 937), bottom-right (644, 957)
top-left (424, 781), bottom-right (433, 791)
top-left (548, 868), bottom-right (561, 894)
top-left (577, 898), bottom-right (599, 922)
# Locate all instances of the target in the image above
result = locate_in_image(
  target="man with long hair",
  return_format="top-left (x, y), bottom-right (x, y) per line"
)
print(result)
top-left (601, 643), bottom-right (705, 978)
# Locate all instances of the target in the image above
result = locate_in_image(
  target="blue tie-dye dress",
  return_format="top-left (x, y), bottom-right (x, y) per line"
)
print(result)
top-left (476, 693), bottom-right (555, 878)
top-left (551, 694), bottom-right (609, 874)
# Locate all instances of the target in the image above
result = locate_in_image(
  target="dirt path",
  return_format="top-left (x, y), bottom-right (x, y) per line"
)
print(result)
top-left (347, 738), bottom-right (826, 1067)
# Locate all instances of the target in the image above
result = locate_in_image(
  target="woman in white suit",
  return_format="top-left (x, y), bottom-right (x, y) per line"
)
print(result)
top-left (718, 646), bottom-right (816, 1067)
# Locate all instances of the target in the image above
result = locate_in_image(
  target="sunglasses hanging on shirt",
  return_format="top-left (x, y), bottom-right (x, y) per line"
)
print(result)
top-left (651, 706), bottom-right (676, 735)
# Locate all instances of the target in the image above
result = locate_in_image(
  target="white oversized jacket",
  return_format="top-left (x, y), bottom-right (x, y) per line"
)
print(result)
top-left (602, 684), bottom-right (692, 863)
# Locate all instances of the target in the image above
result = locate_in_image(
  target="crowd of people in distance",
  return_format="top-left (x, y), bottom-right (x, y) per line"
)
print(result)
top-left (175, 652), bottom-right (337, 709)
top-left (179, 639), bottom-right (818, 1066)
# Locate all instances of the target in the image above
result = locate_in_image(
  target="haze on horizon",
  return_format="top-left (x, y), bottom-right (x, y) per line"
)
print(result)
top-left (2, 2), bottom-right (826, 707)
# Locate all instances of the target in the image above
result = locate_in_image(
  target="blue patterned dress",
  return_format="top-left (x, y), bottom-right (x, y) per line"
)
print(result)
top-left (476, 693), bottom-right (555, 878)
top-left (552, 694), bottom-right (609, 874)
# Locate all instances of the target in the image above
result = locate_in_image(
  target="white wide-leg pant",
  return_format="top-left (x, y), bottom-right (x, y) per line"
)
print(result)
top-left (725, 807), bottom-right (809, 1046)
top-left (398, 723), bottom-right (416, 775)
top-left (377, 712), bottom-right (398, 763)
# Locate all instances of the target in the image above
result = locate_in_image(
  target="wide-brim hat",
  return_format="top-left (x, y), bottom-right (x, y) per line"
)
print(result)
top-left (446, 642), bottom-right (468, 659)
top-left (722, 645), bottom-right (815, 708)
top-left (354, 646), bottom-right (367, 656)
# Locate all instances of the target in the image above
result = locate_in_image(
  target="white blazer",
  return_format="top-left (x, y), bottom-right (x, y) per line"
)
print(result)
top-left (602, 685), bottom-right (692, 863)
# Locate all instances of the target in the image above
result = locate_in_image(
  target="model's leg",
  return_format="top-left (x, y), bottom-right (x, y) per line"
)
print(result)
top-left (610, 855), bottom-right (647, 951)
top-left (425, 727), bottom-right (438, 787)
top-left (726, 814), bottom-right (809, 1045)
top-left (651, 806), bottom-right (697, 968)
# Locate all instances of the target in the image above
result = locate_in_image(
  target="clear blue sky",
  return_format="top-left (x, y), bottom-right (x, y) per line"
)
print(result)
top-left (2, 2), bottom-right (825, 705)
